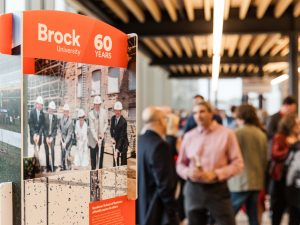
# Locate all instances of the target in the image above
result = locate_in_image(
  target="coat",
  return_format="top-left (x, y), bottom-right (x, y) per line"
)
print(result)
top-left (110, 115), bottom-right (128, 153)
top-left (137, 130), bottom-right (179, 225)
top-left (28, 108), bottom-right (45, 145)
top-left (228, 125), bottom-right (268, 192)
top-left (59, 116), bottom-right (73, 150)
top-left (88, 108), bottom-right (108, 148)
top-left (43, 113), bottom-right (58, 142)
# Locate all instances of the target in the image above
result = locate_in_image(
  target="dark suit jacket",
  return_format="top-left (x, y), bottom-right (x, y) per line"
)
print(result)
top-left (110, 115), bottom-right (128, 153)
top-left (43, 113), bottom-right (58, 142)
top-left (137, 130), bottom-right (179, 225)
top-left (28, 108), bottom-right (45, 145)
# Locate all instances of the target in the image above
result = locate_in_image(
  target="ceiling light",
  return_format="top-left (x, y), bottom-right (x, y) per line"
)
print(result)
top-left (210, 0), bottom-right (225, 103)
top-left (212, 55), bottom-right (221, 92)
top-left (271, 74), bottom-right (289, 85)
top-left (213, 0), bottom-right (225, 55)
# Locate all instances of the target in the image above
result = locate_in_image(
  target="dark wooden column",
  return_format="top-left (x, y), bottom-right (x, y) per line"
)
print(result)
top-left (258, 94), bottom-right (263, 109)
top-left (288, 32), bottom-right (298, 106)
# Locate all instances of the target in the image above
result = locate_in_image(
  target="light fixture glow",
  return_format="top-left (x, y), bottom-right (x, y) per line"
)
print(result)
top-left (212, 55), bottom-right (221, 92)
top-left (271, 74), bottom-right (289, 85)
top-left (210, 0), bottom-right (225, 102)
top-left (213, 0), bottom-right (225, 55)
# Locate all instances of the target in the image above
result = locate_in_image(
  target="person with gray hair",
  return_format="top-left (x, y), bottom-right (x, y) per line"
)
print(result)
top-left (137, 106), bottom-right (179, 225)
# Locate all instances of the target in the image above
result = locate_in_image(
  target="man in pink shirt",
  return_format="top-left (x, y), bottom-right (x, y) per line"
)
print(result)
top-left (176, 101), bottom-right (244, 225)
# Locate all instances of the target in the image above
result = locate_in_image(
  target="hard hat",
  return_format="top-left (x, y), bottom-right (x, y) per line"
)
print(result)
top-left (93, 96), bottom-right (102, 104)
top-left (48, 101), bottom-right (56, 110)
top-left (35, 96), bottom-right (44, 105)
top-left (114, 101), bottom-right (123, 110)
top-left (78, 109), bottom-right (85, 118)
top-left (63, 104), bottom-right (70, 111)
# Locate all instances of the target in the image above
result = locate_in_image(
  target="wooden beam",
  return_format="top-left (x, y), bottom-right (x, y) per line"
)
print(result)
top-left (170, 65), bottom-right (177, 73)
top-left (239, 64), bottom-right (246, 73)
top-left (162, 0), bottom-right (178, 22)
top-left (228, 35), bottom-right (239, 57)
top-left (204, 0), bottom-right (211, 21)
top-left (260, 34), bottom-right (281, 56)
top-left (208, 65), bottom-right (212, 74)
top-left (238, 34), bottom-right (252, 56)
top-left (247, 64), bottom-right (255, 73)
top-left (256, 0), bottom-right (272, 19)
top-left (274, 0), bottom-right (293, 18)
top-left (294, 1), bottom-right (300, 17)
top-left (142, 0), bottom-right (161, 22)
top-left (223, 64), bottom-right (230, 73)
top-left (220, 36), bottom-right (226, 56)
top-left (240, 0), bottom-right (251, 20)
top-left (168, 70), bottom-right (285, 78)
top-left (270, 37), bottom-right (289, 56)
top-left (121, 0), bottom-right (145, 23)
top-left (184, 0), bottom-right (195, 21)
top-left (103, 0), bottom-right (129, 23)
top-left (207, 35), bottom-right (213, 57)
top-left (150, 54), bottom-right (288, 66)
top-left (231, 64), bottom-right (238, 73)
top-left (185, 65), bottom-right (193, 73)
top-left (180, 37), bottom-right (193, 58)
top-left (178, 65), bottom-right (185, 73)
top-left (200, 65), bottom-right (207, 73)
top-left (193, 65), bottom-right (200, 73)
top-left (118, 9), bottom-right (300, 36)
top-left (167, 37), bottom-right (183, 57)
top-left (280, 47), bottom-right (289, 56)
top-left (193, 36), bottom-right (203, 57)
top-left (249, 34), bottom-right (267, 56)
top-left (154, 37), bottom-right (173, 57)
top-left (142, 38), bottom-right (163, 58)
top-left (224, 0), bottom-right (230, 20)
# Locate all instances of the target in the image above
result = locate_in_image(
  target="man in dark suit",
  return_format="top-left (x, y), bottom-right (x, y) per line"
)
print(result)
top-left (110, 101), bottom-right (128, 166)
top-left (43, 101), bottom-right (58, 172)
top-left (59, 104), bottom-right (73, 171)
top-left (28, 96), bottom-right (45, 170)
top-left (137, 107), bottom-right (179, 225)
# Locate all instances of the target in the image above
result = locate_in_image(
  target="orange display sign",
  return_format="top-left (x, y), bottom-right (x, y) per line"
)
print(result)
top-left (89, 195), bottom-right (135, 225)
top-left (22, 11), bottom-right (128, 73)
top-left (0, 13), bottom-right (12, 55)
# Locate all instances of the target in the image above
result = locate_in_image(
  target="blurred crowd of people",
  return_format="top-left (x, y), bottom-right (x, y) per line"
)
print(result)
top-left (137, 95), bottom-right (300, 225)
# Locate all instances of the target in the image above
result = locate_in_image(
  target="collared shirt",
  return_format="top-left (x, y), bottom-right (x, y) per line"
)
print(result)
top-left (176, 120), bottom-right (244, 182)
top-left (115, 116), bottom-right (120, 126)
top-left (37, 109), bottom-right (40, 122)
top-left (49, 114), bottom-right (53, 134)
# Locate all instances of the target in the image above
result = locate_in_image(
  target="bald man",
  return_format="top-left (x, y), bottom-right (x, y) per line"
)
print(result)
top-left (137, 107), bottom-right (179, 225)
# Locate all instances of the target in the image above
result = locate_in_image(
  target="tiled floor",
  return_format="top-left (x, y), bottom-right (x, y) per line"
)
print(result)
top-left (236, 211), bottom-right (289, 225)
top-left (180, 211), bottom-right (289, 225)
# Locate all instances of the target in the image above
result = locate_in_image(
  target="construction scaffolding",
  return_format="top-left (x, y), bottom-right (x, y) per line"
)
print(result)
top-left (27, 60), bottom-right (66, 111)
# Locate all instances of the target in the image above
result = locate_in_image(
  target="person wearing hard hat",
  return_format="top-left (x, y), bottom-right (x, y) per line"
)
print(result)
top-left (43, 101), bottom-right (58, 172)
top-left (59, 104), bottom-right (74, 171)
top-left (28, 96), bottom-right (45, 171)
top-left (110, 101), bottom-right (129, 166)
top-left (88, 96), bottom-right (108, 169)
top-left (74, 109), bottom-right (89, 168)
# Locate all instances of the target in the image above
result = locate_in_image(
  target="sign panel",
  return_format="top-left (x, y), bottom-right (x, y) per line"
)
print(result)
top-left (23, 11), bottom-right (128, 73)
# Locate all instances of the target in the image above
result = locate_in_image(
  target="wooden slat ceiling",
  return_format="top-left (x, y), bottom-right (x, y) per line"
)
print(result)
top-left (76, 0), bottom-right (300, 78)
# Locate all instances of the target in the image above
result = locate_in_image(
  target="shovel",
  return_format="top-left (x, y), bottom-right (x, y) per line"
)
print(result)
top-left (96, 137), bottom-right (102, 169)
top-left (33, 136), bottom-right (41, 171)
top-left (47, 139), bottom-right (54, 172)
